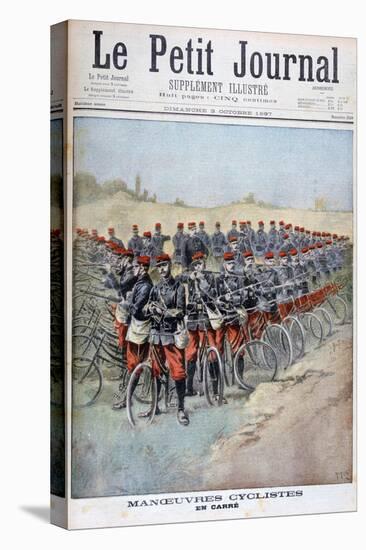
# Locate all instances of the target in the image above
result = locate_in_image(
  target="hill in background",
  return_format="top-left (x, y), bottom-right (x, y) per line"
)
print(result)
top-left (70, 188), bottom-right (353, 253)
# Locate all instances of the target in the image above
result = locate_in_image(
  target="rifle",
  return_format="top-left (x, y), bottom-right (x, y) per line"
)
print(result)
top-left (75, 263), bottom-right (107, 268)
top-left (80, 289), bottom-right (120, 303)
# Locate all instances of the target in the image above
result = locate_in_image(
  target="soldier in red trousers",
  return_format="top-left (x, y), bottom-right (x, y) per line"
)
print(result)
top-left (182, 251), bottom-right (219, 398)
top-left (146, 253), bottom-right (189, 426)
top-left (113, 255), bottom-right (152, 410)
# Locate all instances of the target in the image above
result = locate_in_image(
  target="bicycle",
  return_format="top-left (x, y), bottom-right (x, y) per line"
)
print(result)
top-left (233, 339), bottom-right (278, 391)
top-left (126, 328), bottom-right (225, 428)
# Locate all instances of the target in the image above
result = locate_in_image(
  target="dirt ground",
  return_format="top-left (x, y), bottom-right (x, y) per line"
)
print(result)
top-left (71, 323), bottom-right (353, 498)
top-left (68, 191), bottom-right (353, 249)
top-left (203, 325), bottom-right (354, 490)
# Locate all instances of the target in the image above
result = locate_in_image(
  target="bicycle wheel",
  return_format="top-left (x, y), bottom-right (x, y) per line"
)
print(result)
top-left (111, 368), bottom-right (129, 407)
top-left (282, 315), bottom-right (305, 362)
top-left (72, 326), bottom-right (98, 356)
top-left (326, 296), bottom-right (348, 325)
top-left (126, 363), bottom-right (158, 427)
top-left (234, 340), bottom-right (277, 391)
top-left (223, 338), bottom-right (235, 387)
top-left (262, 323), bottom-right (293, 369)
top-left (72, 357), bottom-right (103, 408)
top-left (315, 307), bottom-right (333, 338)
top-left (300, 312), bottom-right (323, 350)
top-left (202, 346), bottom-right (224, 406)
top-left (132, 366), bottom-right (165, 405)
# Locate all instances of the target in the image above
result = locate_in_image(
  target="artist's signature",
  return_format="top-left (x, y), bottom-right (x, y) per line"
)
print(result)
top-left (335, 471), bottom-right (352, 482)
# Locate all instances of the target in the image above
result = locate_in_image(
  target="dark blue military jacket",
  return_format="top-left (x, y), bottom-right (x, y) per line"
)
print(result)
top-left (127, 235), bottom-right (143, 256)
top-left (148, 275), bottom-right (185, 344)
top-left (129, 273), bottom-right (153, 321)
top-left (182, 235), bottom-right (209, 268)
top-left (211, 231), bottom-right (227, 257)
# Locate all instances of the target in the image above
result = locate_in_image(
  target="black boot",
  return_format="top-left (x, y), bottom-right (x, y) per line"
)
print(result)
top-left (175, 379), bottom-right (189, 426)
top-left (236, 356), bottom-right (246, 390)
top-left (155, 378), bottom-right (162, 415)
top-left (185, 361), bottom-right (197, 396)
top-left (209, 361), bottom-right (219, 395)
top-left (209, 362), bottom-right (227, 404)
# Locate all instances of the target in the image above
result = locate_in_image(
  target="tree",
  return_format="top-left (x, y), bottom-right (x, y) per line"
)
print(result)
top-left (243, 192), bottom-right (255, 204)
top-left (102, 178), bottom-right (128, 196)
top-left (315, 197), bottom-right (327, 211)
top-left (174, 197), bottom-right (186, 207)
top-left (135, 174), bottom-right (141, 197)
top-left (73, 172), bottom-right (101, 205)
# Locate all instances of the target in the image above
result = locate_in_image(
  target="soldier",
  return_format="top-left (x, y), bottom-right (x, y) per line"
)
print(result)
top-left (151, 222), bottom-right (171, 254)
top-left (309, 231), bottom-right (317, 246)
top-left (238, 220), bottom-right (246, 245)
top-left (242, 249), bottom-right (257, 277)
top-left (126, 256), bottom-right (153, 380)
top-left (290, 248), bottom-right (310, 295)
top-left (241, 251), bottom-right (260, 310)
top-left (89, 235), bottom-right (107, 263)
top-left (197, 221), bottom-right (211, 251)
top-left (304, 230), bottom-right (311, 247)
top-left (314, 242), bottom-right (331, 280)
top-left (112, 249), bottom-right (139, 411)
top-left (182, 221), bottom-right (209, 269)
top-left (119, 249), bottom-right (137, 296)
top-left (127, 224), bottom-right (143, 257)
top-left (227, 235), bottom-right (244, 273)
top-left (291, 226), bottom-right (300, 249)
top-left (246, 220), bottom-right (255, 244)
top-left (115, 256), bottom-right (153, 410)
top-left (256, 251), bottom-right (280, 318)
top-left (103, 247), bottom-right (123, 290)
top-left (253, 220), bottom-right (268, 257)
top-left (279, 232), bottom-right (291, 254)
top-left (332, 235), bottom-right (343, 270)
top-left (325, 239), bottom-right (338, 273)
top-left (242, 250), bottom-right (264, 340)
top-left (210, 221), bottom-right (227, 268)
top-left (104, 240), bottom-right (117, 264)
top-left (140, 231), bottom-right (158, 264)
top-left (126, 255), bottom-right (152, 358)
top-left (227, 220), bottom-right (239, 241)
top-left (267, 220), bottom-right (279, 253)
top-left (183, 251), bottom-right (221, 399)
top-left (298, 227), bottom-right (306, 247)
top-left (172, 222), bottom-right (186, 266)
top-left (216, 252), bottom-right (246, 383)
top-left (146, 253), bottom-right (189, 426)
top-left (303, 245), bottom-right (318, 286)
top-left (278, 220), bottom-right (286, 239)
top-left (107, 227), bottom-right (125, 248)
top-left (276, 250), bottom-right (296, 304)
top-left (238, 221), bottom-right (251, 252)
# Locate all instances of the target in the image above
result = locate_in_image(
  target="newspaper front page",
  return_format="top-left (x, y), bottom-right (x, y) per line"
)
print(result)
top-left (50, 20), bottom-right (356, 529)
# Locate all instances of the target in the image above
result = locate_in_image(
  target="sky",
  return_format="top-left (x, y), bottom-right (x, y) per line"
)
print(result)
top-left (73, 117), bottom-right (353, 211)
